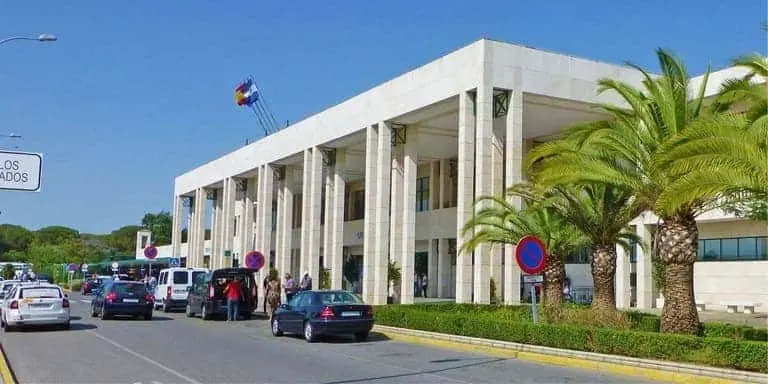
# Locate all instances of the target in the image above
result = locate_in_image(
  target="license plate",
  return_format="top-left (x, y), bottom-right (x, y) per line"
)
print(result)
top-left (341, 311), bottom-right (361, 317)
top-left (123, 299), bottom-right (139, 303)
top-left (31, 303), bottom-right (48, 307)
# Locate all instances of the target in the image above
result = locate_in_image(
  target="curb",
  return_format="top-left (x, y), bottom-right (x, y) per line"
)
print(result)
top-left (374, 325), bottom-right (767, 384)
top-left (0, 343), bottom-right (17, 384)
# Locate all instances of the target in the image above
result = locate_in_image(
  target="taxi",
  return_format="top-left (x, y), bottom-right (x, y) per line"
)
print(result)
top-left (1, 282), bottom-right (70, 331)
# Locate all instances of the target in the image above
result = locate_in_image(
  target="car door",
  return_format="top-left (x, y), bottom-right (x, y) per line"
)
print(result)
top-left (188, 274), bottom-right (205, 314)
top-left (282, 292), bottom-right (307, 332)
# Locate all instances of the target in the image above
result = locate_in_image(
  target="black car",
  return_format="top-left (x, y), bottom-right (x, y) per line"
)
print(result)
top-left (186, 267), bottom-right (258, 320)
top-left (90, 280), bottom-right (154, 320)
top-left (81, 278), bottom-right (103, 295)
top-left (271, 290), bottom-right (373, 342)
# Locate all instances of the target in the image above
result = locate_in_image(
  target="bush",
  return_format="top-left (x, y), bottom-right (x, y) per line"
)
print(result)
top-left (374, 305), bottom-right (768, 373)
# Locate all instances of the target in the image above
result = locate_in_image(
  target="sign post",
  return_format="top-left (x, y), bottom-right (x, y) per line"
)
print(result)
top-left (0, 150), bottom-right (43, 192)
top-left (515, 235), bottom-right (548, 324)
top-left (111, 262), bottom-right (119, 274)
top-left (144, 245), bottom-right (158, 279)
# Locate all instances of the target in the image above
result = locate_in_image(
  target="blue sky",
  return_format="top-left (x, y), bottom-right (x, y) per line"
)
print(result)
top-left (0, 1), bottom-right (765, 234)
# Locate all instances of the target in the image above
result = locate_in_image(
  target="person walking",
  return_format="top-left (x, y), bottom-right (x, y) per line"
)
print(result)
top-left (223, 276), bottom-right (243, 322)
top-left (266, 271), bottom-right (281, 317)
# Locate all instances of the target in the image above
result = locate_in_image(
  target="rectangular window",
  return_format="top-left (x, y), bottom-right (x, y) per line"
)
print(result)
top-left (738, 237), bottom-right (757, 260)
top-left (758, 237), bottom-right (767, 260)
top-left (697, 236), bottom-right (768, 261)
top-left (173, 271), bottom-right (188, 284)
top-left (720, 238), bottom-right (739, 260)
top-left (630, 240), bottom-right (638, 263)
top-left (352, 190), bottom-right (365, 220)
top-left (415, 177), bottom-right (430, 212)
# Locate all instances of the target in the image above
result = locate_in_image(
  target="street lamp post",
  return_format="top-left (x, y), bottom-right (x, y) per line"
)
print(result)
top-left (0, 34), bottom-right (57, 46)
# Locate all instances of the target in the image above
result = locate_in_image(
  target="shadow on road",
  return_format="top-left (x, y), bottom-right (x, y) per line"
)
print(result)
top-left (104, 316), bottom-right (174, 321)
top-left (6, 322), bottom-right (98, 333)
top-left (282, 331), bottom-right (391, 344)
top-left (321, 357), bottom-right (507, 384)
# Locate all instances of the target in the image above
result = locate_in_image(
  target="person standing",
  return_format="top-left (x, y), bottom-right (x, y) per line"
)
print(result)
top-left (223, 276), bottom-right (243, 322)
top-left (299, 271), bottom-right (312, 291)
top-left (421, 274), bottom-right (428, 298)
top-left (284, 273), bottom-right (296, 302)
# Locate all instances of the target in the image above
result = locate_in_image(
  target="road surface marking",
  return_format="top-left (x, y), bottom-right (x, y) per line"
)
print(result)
top-left (86, 330), bottom-right (201, 384)
top-left (79, 300), bottom-right (90, 304)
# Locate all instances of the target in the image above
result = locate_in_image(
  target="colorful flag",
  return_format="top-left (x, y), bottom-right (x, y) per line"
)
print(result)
top-left (234, 79), bottom-right (259, 106)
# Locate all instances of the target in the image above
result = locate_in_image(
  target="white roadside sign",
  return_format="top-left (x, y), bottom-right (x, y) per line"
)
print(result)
top-left (0, 150), bottom-right (42, 192)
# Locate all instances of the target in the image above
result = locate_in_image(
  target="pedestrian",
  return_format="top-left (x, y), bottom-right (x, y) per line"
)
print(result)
top-left (223, 276), bottom-right (243, 322)
top-left (421, 274), bottom-right (428, 298)
top-left (262, 275), bottom-right (270, 314)
top-left (266, 270), bottom-right (281, 317)
top-left (284, 273), bottom-right (296, 302)
top-left (299, 271), bottom-right (312, 291)
top-left (413, 273), bottom-right (419, 296)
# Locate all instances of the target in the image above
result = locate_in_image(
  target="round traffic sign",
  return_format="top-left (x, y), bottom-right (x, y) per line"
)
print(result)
top-left (81, 263), bottom-right (89, 271)
top-left (144, 245), bottom-right (158, 260)
top-left (244, 251), bottom-right (265, 270)
top-left (111, 262), bottom-right (119, 270)
top-left (515, 235), bottom-right (548, 275)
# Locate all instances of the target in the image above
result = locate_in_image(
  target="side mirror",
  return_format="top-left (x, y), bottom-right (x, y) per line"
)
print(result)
top-left (186, 286), bottom-right (192, 292)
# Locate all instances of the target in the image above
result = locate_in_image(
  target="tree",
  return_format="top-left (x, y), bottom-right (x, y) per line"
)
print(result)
top-left (35, 226), bottom-right (80, 245)
top-left (142, 211), bottom-right (172, 246)
top-left (516, 183), bottom-right (643, 311)
top-left (461, 194), bottom-right (586, 307)
top-left (0, 224), bottom-right (34, 254)
top-left (527, 49), bottom-right (716, 333)
top-left (105, 225), bottom-right (143, 253)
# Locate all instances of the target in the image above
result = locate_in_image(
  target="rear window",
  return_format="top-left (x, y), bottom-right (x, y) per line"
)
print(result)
top-left (191, 271), bottom-right (206, 285)
top-left (112, 283), bottom-right (148, 296)
top-left (318, 292), bottom-right (363, 305)
top-left (173, 271), bottom-right (189, 284)
top-left (21, 287), bottom-right (61, 299)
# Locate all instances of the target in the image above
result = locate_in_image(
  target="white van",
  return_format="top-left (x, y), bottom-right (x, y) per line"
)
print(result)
top-left (154, 267), bottom-right (208, 312)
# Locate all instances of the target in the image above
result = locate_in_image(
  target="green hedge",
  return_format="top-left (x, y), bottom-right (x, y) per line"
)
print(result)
top-left (375, 305), bottom-right (768, 373)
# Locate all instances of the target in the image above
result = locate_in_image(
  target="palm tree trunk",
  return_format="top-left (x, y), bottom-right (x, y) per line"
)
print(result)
top-left (590, 244), bottom-right (616, 311)
top-left (542, 256), bottom-right (565, 307)
top-left (659, 213), bottom-right (700, 334)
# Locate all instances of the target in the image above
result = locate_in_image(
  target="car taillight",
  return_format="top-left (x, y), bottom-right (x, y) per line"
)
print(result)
top-left (105, 292), bottom-right (118, 302)
top-left (144, 294), bottom-right (153, 302)
top-left (167, 286), bottom-right (172, 299)
top-left (9, 300), bottom-right (18, 309)
top-left (365, 306), bottom-right (373, 317)
top-left (319, 306), bottom-right (335, 320)
top-left (208, 285), bottom-right (214, 298)
top-left (62, 299), bottom-right (70, 308)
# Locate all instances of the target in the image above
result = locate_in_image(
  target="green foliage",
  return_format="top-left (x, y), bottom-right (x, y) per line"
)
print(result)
top-left (104, 225), bottom-right (143, 253)
top-left (141, 211), bottom-right (172, 246)
top-left (388, 260), bottom-right (401, 285)
top-left (0, 224), bottom-right (34, 254)
top-left (2, 266), bottom-right (16, 280)
top-left (374, 305), bottom-right (768, 372)
top-left (319, 268), bottom-right (330, 289)
top-left (35, 226), bottom-right (80, 245)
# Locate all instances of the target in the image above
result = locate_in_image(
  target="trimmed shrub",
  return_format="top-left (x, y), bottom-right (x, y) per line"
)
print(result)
top-left (374, 305), bottom-right (768, 373)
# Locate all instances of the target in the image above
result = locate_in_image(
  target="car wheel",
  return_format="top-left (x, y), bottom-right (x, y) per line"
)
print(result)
top-left (201, 304), bottom-right (210, 320)
top-left (354, 332), bottom-right (369, 342)
top-left (101, 307), bottom-right (111, 320)
top-left (185, 304), bottom-right (194, 318)
top-left (271, 318), bottom-right (283, 337)
top-left (303, 322), bottom-right (316, 343)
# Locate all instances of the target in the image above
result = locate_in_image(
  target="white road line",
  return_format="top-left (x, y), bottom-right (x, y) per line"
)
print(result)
top-left (86, 330), bottom-right (201, 384)
top-left (79, 299), bottom-right (90, 304)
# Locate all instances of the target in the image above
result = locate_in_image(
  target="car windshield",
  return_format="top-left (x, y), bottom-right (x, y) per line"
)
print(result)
top-left (318, 291), bottom-right (363, 305)
top-left (20, 287), bottom-right (61, 299)
top-left (112, 283), bottom-right (148, 296)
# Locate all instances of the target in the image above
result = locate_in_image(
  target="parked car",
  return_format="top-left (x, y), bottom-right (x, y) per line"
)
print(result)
top-left (270, 290), bottom-right (373, 342)
top-left (154, 267), bottom-right (209, 312)
top-left (90, 280), bottom-right (153, 320)
top-left (81, 278), bottom-right (103, 295)
top-left (1, 282), bottom-right (70, 331)
top-left (35, 273), bottom-right (52, 283)
top-left (186, 267), bottom-right (258, 320)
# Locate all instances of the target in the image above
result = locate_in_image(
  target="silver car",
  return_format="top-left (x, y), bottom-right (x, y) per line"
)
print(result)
top-left (1, 283), bottom-right (70, 331)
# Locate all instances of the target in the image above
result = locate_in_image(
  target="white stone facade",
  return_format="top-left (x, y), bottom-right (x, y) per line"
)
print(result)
top-left (169, 39), bottom-right (767, 310)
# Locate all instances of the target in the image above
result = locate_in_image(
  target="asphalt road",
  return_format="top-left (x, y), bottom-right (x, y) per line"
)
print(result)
top-left (1, 292), bottom-right (657, 384)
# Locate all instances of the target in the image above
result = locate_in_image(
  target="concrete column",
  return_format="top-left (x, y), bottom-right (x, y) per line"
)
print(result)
top-left (193, 188), bottom-right (206, 268)
top-left (187, 197), bottom-right (197, 267)
top-left (222, 178), bottom-right (236, 269)
top-left (615, 243), bottom-right (631, 309)
top-left (362, 125), bottom-right (379, 303)
top-left (636, 224), bottom-right (653, 309)
top-left (300, 150), bottom-right (312, 277)
top-left (373, 122), bottom-right (392, 305)
top-left (427, 239), bottom-right (438, 297)
top-left (171, 195), bottom-right (183, 259)
top-left (455, 91), bottom-right (475, 303)
top-left (274, 177), bottom-right (284, 274)
top-left (401, 130), bottom-right (418, 304)
top-left (242, 177), bottom-right (256, 261)
top-left (261, 165), bottom-right (275, 267)
top-left (390, 147), bottom-right (404, 302)
top-left (439, 159), bottom-right (448, 209)
top-left (281, 168), bottom-right (295, 279)
top-left (504, 90), bottom-right (523, 305)
top-left (330, 150), bottom-right (346, 290)
top-left (323, 160), bottom-right (333, 272)
top-left (489, 119), bottom-right (504, 299)
top-left (308, 148), bottom-right (324, 286)
top-left (254, 168), bottom-right (264, 256)
top-left (437, 238), bottom-right (450, 298)
top-left (473, 84), bottom-right (493, 304)
top-left (210, 190), bottom-right (222, 269)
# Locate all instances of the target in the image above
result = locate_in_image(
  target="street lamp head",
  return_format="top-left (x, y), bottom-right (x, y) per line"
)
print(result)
top-left (37, 34), bottom-right (57, 42)
top-left (8, 133), bottom-right (21, 138)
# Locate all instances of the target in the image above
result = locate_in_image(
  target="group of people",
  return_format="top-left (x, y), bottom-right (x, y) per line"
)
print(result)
top-left (414, 273), bottom-right (428, 297)
top-left (259, 270), bottom-right (313, 317)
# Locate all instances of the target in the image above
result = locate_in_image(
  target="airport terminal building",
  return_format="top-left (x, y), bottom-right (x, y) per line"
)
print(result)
top-left (169, 39), bottom-right (767, 312)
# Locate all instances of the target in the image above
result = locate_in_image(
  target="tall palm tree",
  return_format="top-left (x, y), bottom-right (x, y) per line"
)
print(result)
top-left (527, 49), bottom-right (714, 334)
top-left (518, 183), bottom-right (644, 311)
top-left (711, 53), bottom-right (767, 121)
top-left (461, 193), bottom-right (586, 307)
